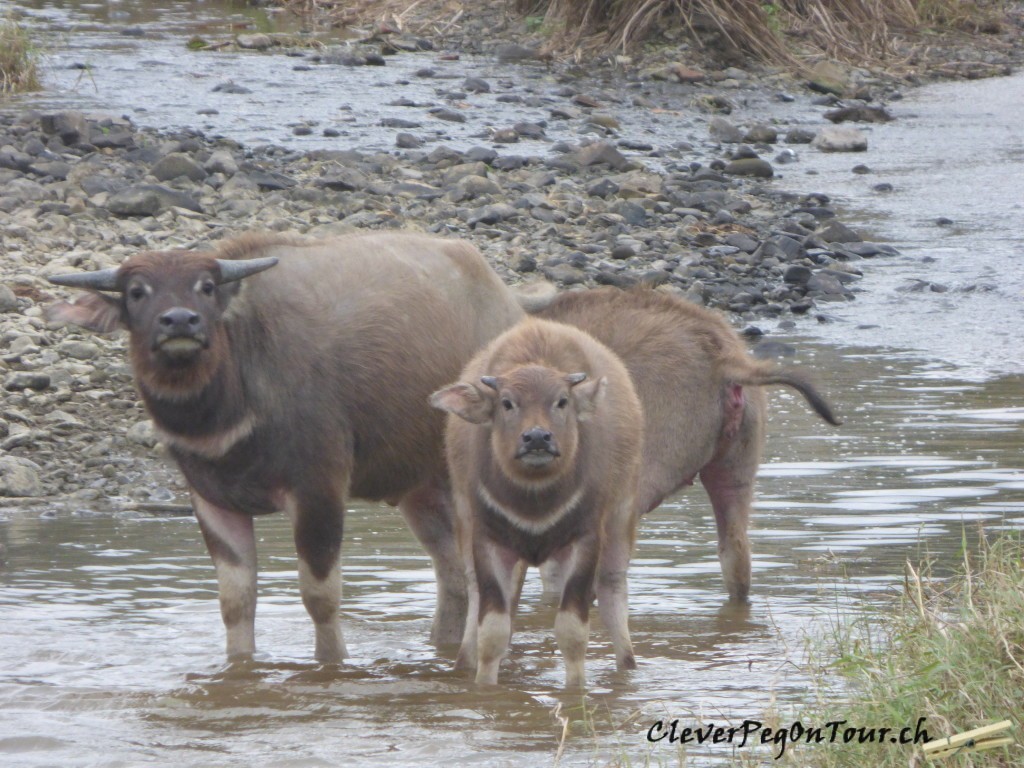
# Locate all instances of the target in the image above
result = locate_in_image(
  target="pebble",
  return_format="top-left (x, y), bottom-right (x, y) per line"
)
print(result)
top-left (0, 285), bottom-right (19, 313)
top-left (0, 57), bottom-right (900, 501)
top-left (812, 126), bottom-right (869, 152)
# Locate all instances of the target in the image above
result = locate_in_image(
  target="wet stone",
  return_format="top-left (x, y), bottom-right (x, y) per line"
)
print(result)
top-left (724, 158), bottom-right (774, 178)
top-left (785, 128), bottom-right (816, 144)
top-left (812, 126), bottom-right (868, 152)
top-left (743, 124), bottom-right (778, 144)
top-left (817, 220), bottom-right (863, 243)
top-left (464, 77), bottom-right (491, 93)
top-left (396, 133), bottom-right (424, 149)
top-left (430, 108), bottom-right (466, 123)
top-left (708, 116), bottom-right (744, 143)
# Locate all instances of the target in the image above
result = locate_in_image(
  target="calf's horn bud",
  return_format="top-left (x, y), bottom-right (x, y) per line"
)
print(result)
top-left (480, 376), bottom-right (500, 391)
top-left (47, 267), bottom-right (121, 292)
top-left (215, 256), bottom-right (279, 284)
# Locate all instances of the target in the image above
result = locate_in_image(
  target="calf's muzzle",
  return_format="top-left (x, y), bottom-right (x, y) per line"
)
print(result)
top-left (516, 426), bottom-right (560, 465)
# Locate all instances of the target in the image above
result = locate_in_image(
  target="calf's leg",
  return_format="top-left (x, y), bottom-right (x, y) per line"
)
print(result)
top-left (557, 537), bottom-right (599, 689)
top-left (473, 540), bottom-right (521, 685)
top-left (596, 500), bottom-right (637, 671)
top-left (192, 492), bottom-right (257, 660)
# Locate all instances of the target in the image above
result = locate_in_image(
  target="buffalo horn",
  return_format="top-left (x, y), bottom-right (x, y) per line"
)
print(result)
top-left (215, 256), bottom-right (279, 284)
top-left (47, 268), bottom-right (121, 292)
top-left (480, 376), bottom-right (500, 391)
top-left (566, 372), bottom-right (588, 386)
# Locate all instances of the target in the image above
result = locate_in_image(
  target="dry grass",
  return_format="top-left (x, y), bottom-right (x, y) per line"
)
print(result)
top-left (786, 533), bottom-right (1024, 767)
top-left (0, 13), bottom-right (41, 95)
top-left (515, 0), bottom-right (1010, 63)
top-left (272, 0), bottom-right (1012, 66)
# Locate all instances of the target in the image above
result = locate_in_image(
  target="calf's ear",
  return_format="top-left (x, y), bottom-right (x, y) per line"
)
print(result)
top-left (45, 293), bottom-right (124, 334)
top-left (570, 375), bottom-right (607, 421)
top-left (429, 382), bottom-right (495, 425)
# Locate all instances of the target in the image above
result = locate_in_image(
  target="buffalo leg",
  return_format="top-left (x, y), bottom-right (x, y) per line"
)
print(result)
top-left (473, 540), bottom-right (521, 685)
top-left (398, 478), bottom-right (467, 647)
top-left (539, 559), bottom-right (566, 599)
top-left (700, 401), bottom-right (763, 603)
top-left (557, 537), bottom-right (599, 689)
top-left (285, 488), bottom-right (346, 663)
top-left (596, 501), bottom-right (637, 671)
top-left (192, 492), bottom-right (257, 660)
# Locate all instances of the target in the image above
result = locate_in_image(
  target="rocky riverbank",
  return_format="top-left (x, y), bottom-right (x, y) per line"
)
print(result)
top-left (1, 4), bottom-right (1019, 504)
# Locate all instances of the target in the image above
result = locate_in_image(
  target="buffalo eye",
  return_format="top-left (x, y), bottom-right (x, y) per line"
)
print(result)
top-left (128, 284), bottom-right (147, 302)
top-left (556, 396), bottom-right (569, 409)
top-left (501, 398), bottom-right (514, 411)
top-left (200, 280), bottom-right (216, 297)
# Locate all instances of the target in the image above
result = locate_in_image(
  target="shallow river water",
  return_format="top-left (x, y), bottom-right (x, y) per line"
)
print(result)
top-left (1, 1), bottom-right (1023, 766)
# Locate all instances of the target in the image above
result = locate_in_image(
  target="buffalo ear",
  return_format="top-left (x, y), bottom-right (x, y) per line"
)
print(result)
top-left (45, 293), bottom-right (123, 334)
top-left (571, 375), bottom-right (607, 421)
top-left (429, 382), bottom-right (495, 425)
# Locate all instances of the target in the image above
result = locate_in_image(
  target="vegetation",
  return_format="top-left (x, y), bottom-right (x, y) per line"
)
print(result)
top-left (787, 533), bottom-right (1023, 767)
top-left (514, 0), bottom-right (1011, 62)
top-left (272, 0), bottom-right (1012, 68)
top-left (0, 13), bottom-right (41, 95)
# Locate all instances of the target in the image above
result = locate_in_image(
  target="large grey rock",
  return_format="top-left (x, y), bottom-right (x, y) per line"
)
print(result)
top-left (0, 457), bottom-right (43, 497)
top-left (106, 184), bottom-right (202, 216)
top-left (236, 33), bottom-right (273, 50)
top-left (812, 127), bottom-right (868, 152)
top-left (151, 153), bottom-right (207, 183)
top-left (40, 111), bottom-right (90, 145)
top-left (817, 220), bottom-right (863, 243)
top-left (126, 420), bottom-right (158, 448)
top-left (724, 158), bottom-right (774, 178)
top-left (204, 150), bottom-right (239, 176)
top-left (708, 117), bottom-right (744, 143)
top-left (0, 284), bottom-right (19, 312)
top-left (4, 372), bottom-right (50, 391)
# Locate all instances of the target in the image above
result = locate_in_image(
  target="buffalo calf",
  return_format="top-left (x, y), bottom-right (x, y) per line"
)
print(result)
top-left (46, 232), bottom-right (525, 661)
top-left (431, 318), bottom-right (643, 688)
top-left (532, 287), bottom-right (841, 604)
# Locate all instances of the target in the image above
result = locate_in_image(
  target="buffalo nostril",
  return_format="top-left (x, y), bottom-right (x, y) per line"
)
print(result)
top-left (522, 427), bottom-right (553, 448)
top-left (159, 308), bottom-right (201, 329)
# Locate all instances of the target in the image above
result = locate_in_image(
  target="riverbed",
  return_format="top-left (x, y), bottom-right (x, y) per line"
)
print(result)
top-left (1, 1), bottom-right (1022, 765)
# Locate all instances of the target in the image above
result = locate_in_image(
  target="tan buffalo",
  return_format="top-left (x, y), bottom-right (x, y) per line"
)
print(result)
top-left (532, 287), bottom-right (840, 603)
top-left (431, 318), bottom-right (643, 688)
top-left (46, 232), bottom-right (525, 662)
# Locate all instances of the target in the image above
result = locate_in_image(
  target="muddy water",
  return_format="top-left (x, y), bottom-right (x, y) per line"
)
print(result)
top-left (3, 0), bottom-right (1024, 765)
top-left (2, 347), bottom-right (1022, 767)
top-left (771, 71), bottom-right (1024, 380)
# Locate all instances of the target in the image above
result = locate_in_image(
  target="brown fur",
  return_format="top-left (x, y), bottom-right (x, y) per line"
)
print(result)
top-left (47, 231), bottom-right (526, 659)
top-left (532, 287), bottom-right (840, 602)
top-left (432, 318), bottom-right (643, 687)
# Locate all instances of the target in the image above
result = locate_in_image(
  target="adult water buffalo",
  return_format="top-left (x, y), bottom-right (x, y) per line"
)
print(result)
top-left (46, 232), bottom-right (524, 662)
top-left (531, 287), bottom-right (840, 603)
